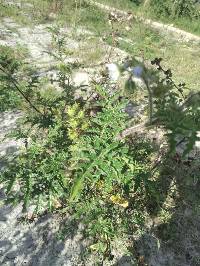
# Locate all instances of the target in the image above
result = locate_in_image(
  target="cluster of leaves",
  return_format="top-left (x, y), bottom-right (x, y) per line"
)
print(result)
top-left (130, 0), bottom-right (143, 6)
top-left (0, 27), bottom-right (154, 259)
top-left (2, 124), bottom-right (70, 213)
top-left (0, 26), bottom-right (83, 211)
top-left (0, 76), bottom-right (153, 260)
top-left (121, 56), bottom-right (200, 156)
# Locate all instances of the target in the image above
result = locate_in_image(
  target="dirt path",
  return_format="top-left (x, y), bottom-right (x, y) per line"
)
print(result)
top-left (0, 18), bottom-right (82, 69)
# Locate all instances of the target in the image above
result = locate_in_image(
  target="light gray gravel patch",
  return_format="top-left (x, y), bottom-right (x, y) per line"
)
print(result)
top-left (0, 19), bottom-right (82, 69)
top-left (0, 111), bottom-right (23, 169)
top-left (0, 200), bottom-right (86, 266)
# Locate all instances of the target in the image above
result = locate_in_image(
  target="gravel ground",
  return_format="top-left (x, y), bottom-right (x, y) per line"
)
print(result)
top-left (0, 198), bottom-right (86, 266)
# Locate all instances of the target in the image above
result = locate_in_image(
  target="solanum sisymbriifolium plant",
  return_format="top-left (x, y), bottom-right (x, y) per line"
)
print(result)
top-left (67, 87), bottom-right (154, 259)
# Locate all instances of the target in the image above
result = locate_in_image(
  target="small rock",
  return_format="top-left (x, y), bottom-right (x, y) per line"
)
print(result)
top-left (106, 63), bottom-right (120, 82)
top-left (48, 13), bottom-right (57, 20)
top-left (72, 72), bottom-right (90, 87)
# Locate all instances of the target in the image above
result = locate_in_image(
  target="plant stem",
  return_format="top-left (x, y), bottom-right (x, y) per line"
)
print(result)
top-left (0, 66), bottom-right (44, 115)
top-left (143, 76), bottom-right (153, 124)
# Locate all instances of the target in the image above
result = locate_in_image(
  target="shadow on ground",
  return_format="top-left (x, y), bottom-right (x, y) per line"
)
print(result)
top-left (114, 154), bottom-right (200, 266)
top-left (0, 192), bottom-right (86, 266)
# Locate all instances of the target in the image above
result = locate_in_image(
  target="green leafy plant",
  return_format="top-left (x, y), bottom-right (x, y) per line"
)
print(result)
top-left (0, 26), bottom-right (80, 212)
top-left (1, 123), bottom-right (70, 213)
top-left (120, 57), bottom-right (200, 156)
top-left (67, 87), bottom-right (153, 259)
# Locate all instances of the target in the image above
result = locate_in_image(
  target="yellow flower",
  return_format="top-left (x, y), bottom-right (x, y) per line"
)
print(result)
top-left (110, 195), bottom-right (129, 208)
top-left (77, 110), bottom-right (85, 119)
top-left (96, 180), bottom-right (104, 189)
top-left (67, 103), bottom-right (79, 117)
top-left (68, 129), bottom-right (78, 140)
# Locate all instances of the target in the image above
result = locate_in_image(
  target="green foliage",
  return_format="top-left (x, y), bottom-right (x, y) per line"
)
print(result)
top-left (0, 27), bottom-right (78, 212)
top-left (1, 123), bottom-right (69, 212)
top-left (68, 89), bottom-right (153, 258)
top-left (170, 0), bottom-right (199, 19)
top-left (148, 0), bottom-right (199, 19)
top-left (130, 0), bottom-right (143, 6)
top-left (67, 103), bottom-right (89, 141)
top-left (150, 58), bottom-right (200, 155)
top-left (69, 92), bottom-right (129, 201)
top-left (0, 76), bottom-right (153, 257)
top-left (119, 57), bottom-right (200, 155)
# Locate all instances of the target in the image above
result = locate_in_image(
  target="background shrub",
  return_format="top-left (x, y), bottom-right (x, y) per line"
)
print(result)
top-left (147, 0), bottom-right (199, 19)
